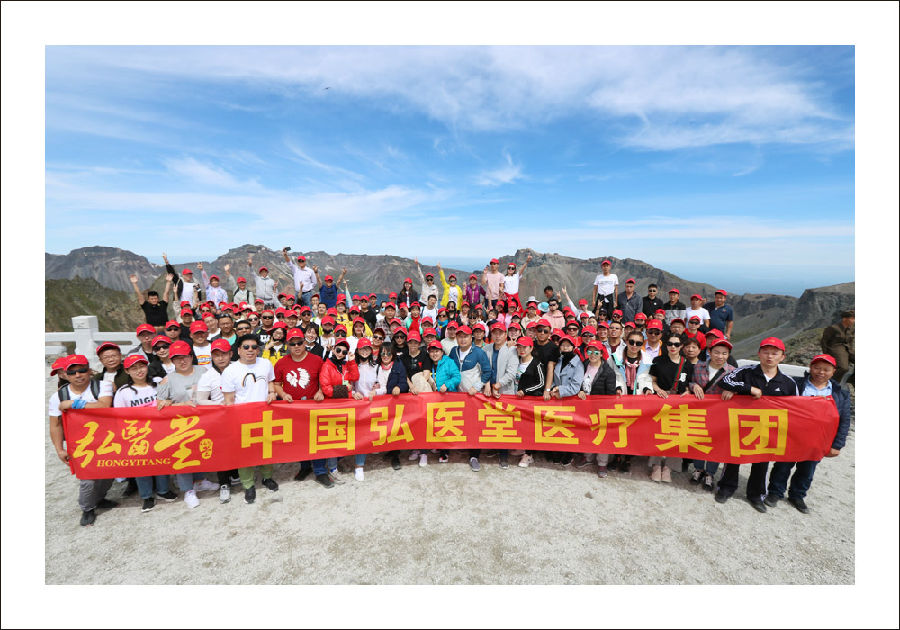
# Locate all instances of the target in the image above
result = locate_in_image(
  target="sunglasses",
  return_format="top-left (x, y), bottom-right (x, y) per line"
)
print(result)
top-left (586, 350), bottom-right (602, 356)
top-left (335, 332), bottom-right (347, 337)
top-left (627, 340), bottom-right (643, 346)
top-left (647, 330), bottom-right (662, 335)
top-left (166, 326), bottom-right (180, 331)
top-left (333, 347), bottom-right (347, 355)
top-left (241, 344), bottom-right (259, 350)
top-left (66, 366), bottom-right (90, 375)
top-left (152, 345), bottom-right (170, 351)
top-left (536, 328), bottom-right (550, 334)
top-left (666, 342), bottom-right (682, 347)
top-left (262, 316), bottom-right (274, 319)
top-left (287, 341), bottom-right (303, 347)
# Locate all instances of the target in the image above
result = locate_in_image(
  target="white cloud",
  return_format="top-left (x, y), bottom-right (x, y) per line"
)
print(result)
top-left (163, 157), bottom-right (259, 190)
top-left (475, 151), bottom-right (523, 186)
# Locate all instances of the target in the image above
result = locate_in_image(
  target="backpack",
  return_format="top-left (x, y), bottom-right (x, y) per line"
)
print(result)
top-left (58, 379), bottom-right (102, 402)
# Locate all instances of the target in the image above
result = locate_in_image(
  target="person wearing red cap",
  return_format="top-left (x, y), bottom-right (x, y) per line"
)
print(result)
top-left (129, 271), bottom-right (173, 333)
top-left (262, 322), bottom-right (289, 366)
top-left (560, 286), bottom-right (591, 320)
top-left (413, 257), bottom-right (440, 304)
top-left (196, 262), bottom-right (227, 306)
top-left (128, 323), bottom-right (159, 361)
top-left (764, 354), bottom-right (852, 514)
top-left (513, 335), bottom-right (546, 468)
top-left (315, 266), bottom-right (346, 309)
top-left (187, 321), bottom-right (212, 369)
top-left (397, 276), bottom-right (419, 311)
top-left (663, 289), bottom-right (687, 327)
top-left (547, 334), bottom-right (586, 466)
top-left (436, 262), bottom-right (464, 310)
top-left (50, 355), bottom-right (71, 389)
top-left (221, 264), bottom-right (254, 305)
top-left (686, 338), bottom-right (737, 491)
top-left (684, 316), bottom-right (708, 351)
top-left (245, 252), bottom-right (277, 308)
top-left (480, 258), bottom-right (504, 310)
top-left (163, 252), bottom-right (202, 307)
top-left (420, 293), bottom-right (439, 325)
top-left (591, 259), bottom-right (618, 317)
top-left (705, 290), bottom-right (734, 339)
top-left (462, 272), bottom-right (486, 311)
top-left (447, 325), bottom-right (492, 470)
top-left (575, 339), bottom-right (618, 475)
top-left (281, 248), bottom-right (319, 307)
top-left (499, 254), bottom-right (531, 304)
top-left (646, 331), bottom-right (695, 482)
top-left (617, 278), bottom-right (642, 324)
top-left (93, 342), bottom-right (129, 391)
top-left (544, 296), bottom-right (566, 331)
top-left (48, 354), bottom-right (115, 526)
top-left (717, 337), bottom-right (799, 512)
top-left (683, 294), bottom-right (709, 329)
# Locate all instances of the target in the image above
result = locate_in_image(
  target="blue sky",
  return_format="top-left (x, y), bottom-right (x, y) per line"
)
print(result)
top-left (45, 45), bottom-right (855, 295)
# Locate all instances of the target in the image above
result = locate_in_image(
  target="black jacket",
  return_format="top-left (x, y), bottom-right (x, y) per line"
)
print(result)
top-left (517, 359), bottom-right (546, 395)
top-left (583, 359), bottom-right (617, 395)
top-left (721, 364), bottom-right (799, 396)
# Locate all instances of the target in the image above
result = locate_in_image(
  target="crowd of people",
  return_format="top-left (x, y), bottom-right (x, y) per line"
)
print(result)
top-left (48, 251), bottom-right (853, 527)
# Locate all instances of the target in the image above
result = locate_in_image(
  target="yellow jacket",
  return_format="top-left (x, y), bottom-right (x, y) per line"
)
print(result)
top-left (440, 269), bottom-right (465, 308)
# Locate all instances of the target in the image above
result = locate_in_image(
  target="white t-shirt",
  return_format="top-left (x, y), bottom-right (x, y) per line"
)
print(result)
top-left (421, 305), bottom-right (438, 322)
top-left (48, 381), bottom-right (114, 417)
top-left (220, 358), bottom-right (274, 403)
top-left (503, 273), bottom-right (521, 295)
top-left (113, 384), bottom-right (158, 408)
top-left (685, 307), bottom-right (711, 323)
top-left (197, 368), bottom-right (227, 404)
top-left (193, 343), bottom-right (212, 368)
top-left (593, 273), bottom-right (618, 296)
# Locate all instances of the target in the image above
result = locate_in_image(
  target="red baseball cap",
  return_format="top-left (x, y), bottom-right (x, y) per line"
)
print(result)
top-left (296, 255), bottom-right (306, 262)
top-left (715, 289), bottom-right (728, 296)
top-left (95, 342), bottom-right (120, 355)
top-left (423, 327), bottom-right (438, 337)
top-left (634, 313), bottom-right (647, 321)
top-left (456, 325), bottom-right (472, 335)
top-left (579, 312), bottom-right (590, 319)
top-left (759, 337), bottom-right (785, 351)
top-left (490, 258), bottom-right (499, 264)
top-left (326, 308), bottom-right (337, 316)
top-left (691, 294), bottom-right (703, 301)
top-left (404, 277), bottom-right (412, 284)
top-left (163, 320), bottom-right (179, 329)
top-left (392, 326), bottom-right (408, 336)
top-left (389, 292), bottom-right (398, 299)
top-left (612, 309), bottom-right (623, 317)
top-left (123, 354), bottom-right (148, 369)
top-left (135, 323), bottom-right (155, 336)
top-left (407, 331), bottom-right (422, 342)
top-left (706, 328), bottom-right (724, 339)
top-left (472, 323), bottom-right (487, 333)
top-left (811, 354), bottom-right (836, 367)
top-left (209, 274), bottom-right (220, 281)
top-left (189, 321), bottom-right (208, 334)
top-left (525, 321), bottom-right (538, 329)
top-left (601, 259), bottom-right (611, 266)
top-left (425, 271), bottom-right (434, 278)
top-left (490, 321), bottom-right (507, 332)
top-left (254, 298), bottom-right (264, 304)
top-left (427, 341), bottom-right (443, 351)
top-left (516, 336), bottom-right (534, 347)
top-left (356, 337), bottom-right (373, 350)
top-left (211, 339), bottom-right (233, 353)
top-left (688, 316), bottom-right (701, 323)
top-left (68, 354), bottom-right (90, 367)
top-left (598, 321), bottom-right (610, 329)
top-left (334, 338), bottom-right (350, 349)
top-left (536, 318), bottom-right (551, 328)
top-left (558, 334), bottom-right (576, 347)
top-left (550, 328), bottom-right (563, 338)
top-left (151, 335), bottom-right (171, 346)
top-left (50, 355), bottom-right (71, 376)
top-left (668, 288), bottom-right (680, 294)
top-left (324, 275), bottom-right (333, 281)
top-left (169, 341), bottom-right (192, 357)
top-left (581, 326), bottom-right (597, 336)
top-left (623, 321), bottom-right (635, 328)
top-left (333, 324), bottom-right (347, 335)
top-left (669, 318), bottom-right (685, 326)
top-left (625, 278), bottom-right (635, 284)
top-left (236, 276), bottom-right (247, 283)
top-left (448, 273), bottom-right (456, 279)
top-left (469, 273), bottom-right (478, 280)
top-left (258, 266), bottom-right (268, 273)
top-left (399, 302), bottom-right (408, 309)
top-left (286, 328), bottom-right (304, 341)
top-left (647, 320), bottom-right (663, 330)
top-left (711, 339), bottom-right (733, 351)
top-left (182, 268), bottom-right (193, 275)
top-left (578, 298), bottom-right (588, 306)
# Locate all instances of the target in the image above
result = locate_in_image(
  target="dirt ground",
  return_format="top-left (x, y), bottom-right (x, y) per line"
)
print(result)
top-left (43, 367), bottom-right (854, 585)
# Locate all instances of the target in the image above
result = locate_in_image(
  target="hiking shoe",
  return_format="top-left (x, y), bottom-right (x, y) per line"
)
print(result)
top-left (469, 457), bottom-right (481, 472)
top-left (764, 494), bottom-right (781, 508)
top-left (419, 453), bottom-right (428, 467)
top-left (438, 454), bottom-right (449, 463)
top-left (702, 474), bottom-right (715, 492)
top-left (80, 509), bottom-right (96, 526)
top-left (391, 454), bottom-right (401, 470)
top-left (219, 485), bottom-right (231, 503)
top-left (194, 479), bottom-right (219, 492)
top-left (650, 464), bottom-right (662, 482)
top-left (518, 453), bottom-right (534, 468)
top-left (141, 498), bottom-right (155, 513)
top-left (690, 469), bottom-right (704, 484)
top-left (560, 453), bottom-right (574, 466)
top-left (262, 477), bottom-right (279, 492)
top-left (574, 455), bottom-right (591, 469)
top-left (123, 478), bottom-right (139, 497)
top-left (607, 455), bottom-right (619, 471)
top-left (328, 470), bottom-right (345, 485)
top-left (499, 452), bottom-right (509, 469)
top-left (183, 490), bottom-right (200, 509)
top-left (618, 458), bottom-right (632, 474)
top-left (354, 467), bottom-right (365, 482)
top-left (229, 475), bottom-right (242, 486)
top-left (157, 490), bottom-right (178, 502)
top-left (749, 497), bottom-right (767, 513)
top-left (294, 467), bottom-right (312, 482)
top-left (715, 489), bottom-right (731, 504)
top-left (408, 450), bottom-right (420, 461)
top-left (789, 497), bottom-right (810, 514)
top-left (660, 466), bottom-right (672, 483)
top-left (597, 465), bottom-right (609, 478)
top-left (315, 474), bottom-right (335, 489)
top-left (244, 486), bottom-right (256, 504)
top-left (96, 498), bottom-right (119, 510)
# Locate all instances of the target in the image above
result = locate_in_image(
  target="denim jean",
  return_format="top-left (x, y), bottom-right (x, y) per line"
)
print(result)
top-left (136, 475), bottom-right (171, 499)
top-left (767, 460), bottom-right (819, 500)
top-left (301, 290), bottom-right (313, 307)
top-left (693, 460), bottom-right (720, 475)
top-left (175, 472), bottom-right (210, 492)
top-left (354, 454), bottom-right (366, 467)
top-left (313, 458), bottom-right (338, 476)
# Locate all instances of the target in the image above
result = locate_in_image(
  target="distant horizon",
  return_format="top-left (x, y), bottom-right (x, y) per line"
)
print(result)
top-left (45, 244), bottom-right (853, 298)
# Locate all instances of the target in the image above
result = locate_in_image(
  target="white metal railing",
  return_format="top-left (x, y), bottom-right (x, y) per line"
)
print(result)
top-left (45, 316), bottom-right (139, 367)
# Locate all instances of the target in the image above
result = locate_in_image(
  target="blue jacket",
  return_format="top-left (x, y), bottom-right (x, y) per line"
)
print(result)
top-left (553, 354), bottom-right (585, 398)
top-left (794, 375), bottom-right (852, 450)
top-left (431, 356), bottom-right (461, 392)
top-left (377, 361), bottom-right (409, 394)
top-left (448, 344), bottom-right (492, 385)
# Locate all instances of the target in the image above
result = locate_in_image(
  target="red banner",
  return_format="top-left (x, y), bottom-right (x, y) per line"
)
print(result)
top-left (62, 393), bottom-right (840, 479)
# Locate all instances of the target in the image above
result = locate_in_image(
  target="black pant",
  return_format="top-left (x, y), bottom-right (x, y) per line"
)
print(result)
top-left (718, 462), bottom-right (770, 499)
top-left (216, 469), bottom-right (238, 485)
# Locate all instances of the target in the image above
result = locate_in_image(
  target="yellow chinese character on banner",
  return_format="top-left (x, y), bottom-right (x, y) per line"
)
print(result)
top-left (309, 409), bottom-right (355, 454)
top-left (154, 415), bottom-right (206, 470)
top-left (199, 438), bottom-right (214, 460)
top-left (370, 405), bottom-right (413, 446)
top-left (652, 404), bottom-right (713, 454)
top-left (728, 409), bottom-right (788, 456)
top-left (477, 401), bottom-right (522, 443)
top-left (426, 401), bottom-right (466, 442)
top-left (242, 409), bottom-right (293, 458)
top-left (534, 406), bottom-right (579, 445)
top-left (71, 421), bottom-right (99, 467)
top-left (588, 404), bottom-right (641, 448)
top-left (122, 419), bottom-right (153, 456)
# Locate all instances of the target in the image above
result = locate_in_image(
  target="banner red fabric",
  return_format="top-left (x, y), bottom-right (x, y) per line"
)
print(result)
top-left (63, 393), bottom-right (840, 479)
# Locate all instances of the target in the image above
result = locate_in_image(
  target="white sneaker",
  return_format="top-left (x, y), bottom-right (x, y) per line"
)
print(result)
top-left (408, 450), bottom-right (420, 461)
top-left (184, 489), bottom-right (200, 509)
top-left (194, 479), bottom-right (219, 492)
top-left (354, 467), bottom-right (365, 482)
top-left (518, 453), bottom-right (534, 468)
top-left (219, 484), bottom-right (230, 503)
top-left (419, 453), bottom-right (428, 467)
